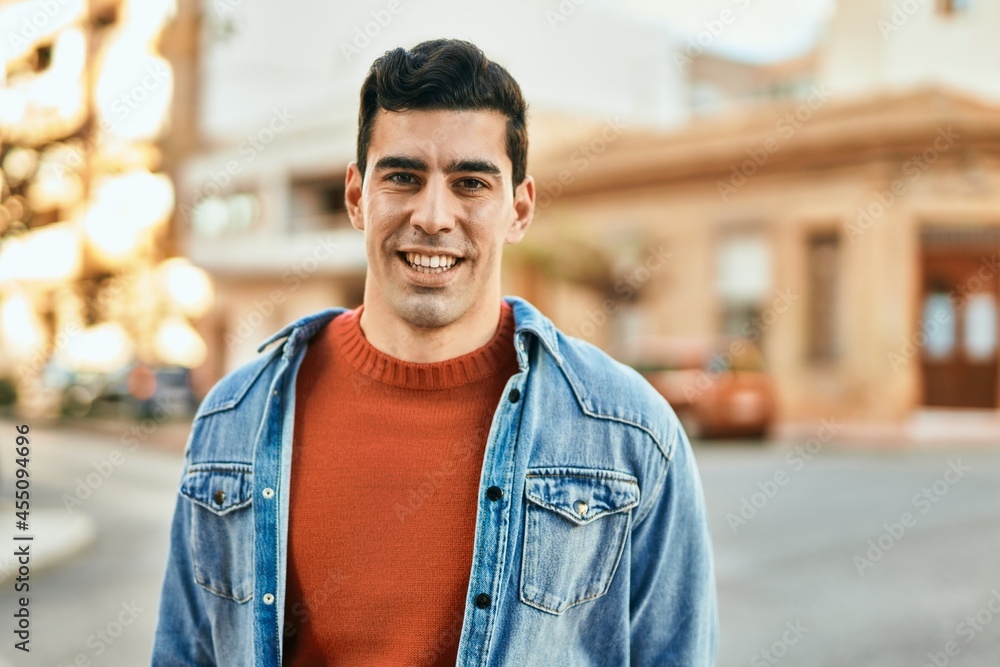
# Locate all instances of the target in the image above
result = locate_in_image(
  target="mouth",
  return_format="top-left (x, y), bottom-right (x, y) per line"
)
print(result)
top-left (397, 251), bottom-right (465, 275)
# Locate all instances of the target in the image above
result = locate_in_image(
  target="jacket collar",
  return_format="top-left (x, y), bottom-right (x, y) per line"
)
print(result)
top-left (256, 295), bottom-right (563, 366)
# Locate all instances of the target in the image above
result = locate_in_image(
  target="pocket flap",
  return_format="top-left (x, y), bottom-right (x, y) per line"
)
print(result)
top-left (524, 467), bottom-right (639, 526)
top-left (180, 463), bottom-right (253, 515)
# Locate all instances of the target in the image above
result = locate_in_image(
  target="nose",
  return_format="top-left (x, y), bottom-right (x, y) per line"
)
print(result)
top-left (408, 176), bottom-right (455, 235)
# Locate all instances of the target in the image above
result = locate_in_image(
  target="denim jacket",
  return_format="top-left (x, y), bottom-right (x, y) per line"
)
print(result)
top-left (152, 295), bottom-right (718, 666)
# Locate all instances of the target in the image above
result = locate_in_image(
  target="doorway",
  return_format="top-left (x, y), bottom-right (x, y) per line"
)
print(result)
top-left (919, 227), bottom-right (1000, 408)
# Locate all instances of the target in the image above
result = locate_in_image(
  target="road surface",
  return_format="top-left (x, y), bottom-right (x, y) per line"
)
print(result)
top-left (0, 420), bottom-right (997, 666)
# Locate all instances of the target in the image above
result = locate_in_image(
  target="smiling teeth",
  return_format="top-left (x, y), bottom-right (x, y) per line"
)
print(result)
top-left (405, 252), bottom-right (459, 273)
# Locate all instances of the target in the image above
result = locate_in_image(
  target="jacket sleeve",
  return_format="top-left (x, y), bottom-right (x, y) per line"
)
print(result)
top-left (151, 454), bottom-right (216, 666)
top-left (628, 418), bottom-right (718, 666)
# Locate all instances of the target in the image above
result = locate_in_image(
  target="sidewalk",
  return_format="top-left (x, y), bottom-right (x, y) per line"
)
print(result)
top-left (0, 416), bottom-right (180, 619)
top-left (42, 409), bottom-right (1000, 451)
top-left (774, 409), bottom-right (1000, 447)
top-left (44, 416), bottom-right (192, 452)
top-left (0, 503), bottom-right (96, 585)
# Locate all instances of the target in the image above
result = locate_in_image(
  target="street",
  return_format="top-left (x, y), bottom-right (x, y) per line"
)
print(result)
top-left (705, 441), bottom-right (1000, 666)
top-left (0, 421), bottom-right (178, 667)
top-left (0, 420), bottom-right (997, 666)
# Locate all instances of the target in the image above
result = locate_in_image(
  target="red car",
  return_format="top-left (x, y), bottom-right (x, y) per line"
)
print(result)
top-left (610, 336), bottom-right (777, 440)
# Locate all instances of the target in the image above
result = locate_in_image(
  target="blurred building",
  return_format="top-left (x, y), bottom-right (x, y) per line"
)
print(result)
top-left (178, 0), bottom-right (1000, 424)
top-left (530, 86), bottom-right (1000, 421)
top-left (530, 0), bottom-right (1000, 421)
top-left (820, 0), bottom-right (1000, 103)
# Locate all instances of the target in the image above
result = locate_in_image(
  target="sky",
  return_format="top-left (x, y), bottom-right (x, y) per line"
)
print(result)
top-left (597, 0), bottom-right (838, 63)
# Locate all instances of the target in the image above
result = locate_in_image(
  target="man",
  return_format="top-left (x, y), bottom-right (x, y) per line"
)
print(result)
top-left (153, 38), bottom-right (717, 666)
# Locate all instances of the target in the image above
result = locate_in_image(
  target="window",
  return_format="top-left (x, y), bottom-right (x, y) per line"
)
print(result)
top-left (288, 174), bottom-right (348, 232)
top-left (964, 293), bottom-right (997, 361)
top-left (690, 82), bottom-right (725, 116)
top-left (715, 231), bottom-right (772, 343)
top-left (922, 293), bottom-right (956, 359)
top-left (191, 192), bottom-right (260, 238)
top-left (805, 232), bottom-right (841, 362)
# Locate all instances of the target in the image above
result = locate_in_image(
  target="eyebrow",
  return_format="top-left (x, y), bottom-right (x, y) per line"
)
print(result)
top-left (373, 155), bottom-right (426, 172)
top-left (445, 159), bottom-right (501, 177)
top-left (372, 155), bottom-right (502, 178)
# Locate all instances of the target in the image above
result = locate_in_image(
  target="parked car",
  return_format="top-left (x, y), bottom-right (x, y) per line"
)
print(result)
top-left (44, 362), bottom-right (197, 420)
top-left (610, 335), bottom-right (777, 440)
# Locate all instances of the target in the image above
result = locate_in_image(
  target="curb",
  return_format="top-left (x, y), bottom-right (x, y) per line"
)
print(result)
top-left (0, 504), bottom-right (97, 585)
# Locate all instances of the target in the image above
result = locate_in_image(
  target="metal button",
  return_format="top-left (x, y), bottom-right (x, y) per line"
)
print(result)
top-left (213, 490), bottom-right (225, 506)
top-left (508, 388), bottom-right (520, 403)
top-left (486, 486), bottom-right (503, 501)
top-left (575, 500), bottom-right (588, 516)
top-left (262, 487), bottom-right (274, 499)
top-left (474, 593), bottom-right (491, 609)
top-left (262, 593), bottom-right (275, 605)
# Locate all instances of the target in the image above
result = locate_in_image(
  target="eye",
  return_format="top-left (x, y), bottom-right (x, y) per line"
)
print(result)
top-left (456, 178), bottom-right (487, 191)
top-left (387, 172), bottom-right (418, 185)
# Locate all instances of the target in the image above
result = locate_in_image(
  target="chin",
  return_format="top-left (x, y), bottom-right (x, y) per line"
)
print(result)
top-left (393, 294), bottom-right (465, 330)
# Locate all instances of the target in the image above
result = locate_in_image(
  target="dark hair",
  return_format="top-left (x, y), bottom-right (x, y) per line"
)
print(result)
top-left (356, 38), bottom-right (528, 192)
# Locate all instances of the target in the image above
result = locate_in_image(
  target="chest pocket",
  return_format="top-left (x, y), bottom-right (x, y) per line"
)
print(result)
top-left (179, 463), bottom-right (254, 603)
top-left (519, 467), bottom-right (640, 615)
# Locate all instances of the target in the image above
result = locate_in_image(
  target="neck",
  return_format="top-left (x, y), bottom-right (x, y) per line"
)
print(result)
top-left (358, 290), bottom-right (504, 363)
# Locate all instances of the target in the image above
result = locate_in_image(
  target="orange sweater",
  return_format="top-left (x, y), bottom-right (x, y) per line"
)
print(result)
top-left (282, 300), bottom-right (519, 666)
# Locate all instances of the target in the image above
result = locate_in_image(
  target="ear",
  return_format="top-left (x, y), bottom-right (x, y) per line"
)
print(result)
top-left (505, 175), bottom-right (535, 245)
top-left (345, 161), bottom-right (364, 232)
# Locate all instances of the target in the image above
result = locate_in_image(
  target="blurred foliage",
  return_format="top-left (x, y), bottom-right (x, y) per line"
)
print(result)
top-left (507, 216), bottom-right (659, 299)
top-left (0, 377), bottom-right (17, 407)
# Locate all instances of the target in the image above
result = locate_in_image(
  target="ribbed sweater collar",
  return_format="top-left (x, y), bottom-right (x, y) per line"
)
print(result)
top-left (329, 300), bottom-right (516, 390)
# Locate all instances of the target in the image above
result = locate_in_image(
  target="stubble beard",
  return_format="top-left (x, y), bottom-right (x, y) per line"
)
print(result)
top-left (394, 289), bottom-right (464, 329)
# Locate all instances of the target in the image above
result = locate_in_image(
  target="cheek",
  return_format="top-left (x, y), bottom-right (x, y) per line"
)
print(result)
top-left (364, 202), bottom-right (402, 246)
top-left (465, 202), bottom-right (510, 246)
top-left (372, 196), bottom-right (404, 219)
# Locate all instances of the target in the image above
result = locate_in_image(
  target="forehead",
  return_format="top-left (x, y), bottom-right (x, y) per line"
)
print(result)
top-left (368, 109), bottom-right (510, 171)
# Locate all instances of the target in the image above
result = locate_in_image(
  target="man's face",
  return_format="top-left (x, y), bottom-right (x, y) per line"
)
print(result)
top-left (345, 109), bottom-right (534, 330)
